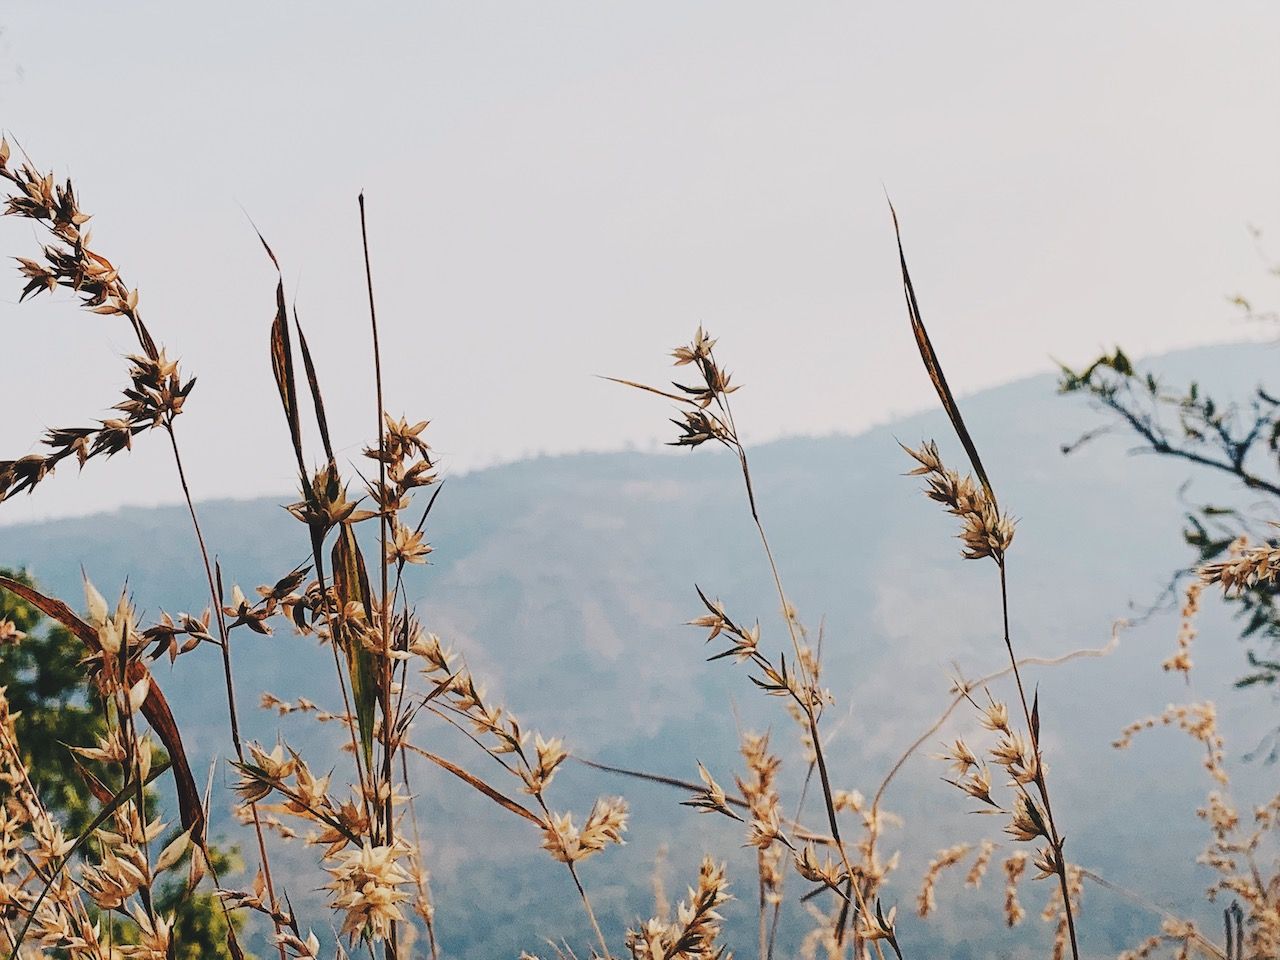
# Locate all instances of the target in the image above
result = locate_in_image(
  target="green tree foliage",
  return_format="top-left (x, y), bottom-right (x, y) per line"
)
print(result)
top-left (0, 568), bottom-right (103, 834)
top-left (1059, 337), bottom-right (1280, 755)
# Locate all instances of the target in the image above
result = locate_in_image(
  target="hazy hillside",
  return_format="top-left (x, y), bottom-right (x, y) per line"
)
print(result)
top-left (2, 341), bottom-right (1278, 958)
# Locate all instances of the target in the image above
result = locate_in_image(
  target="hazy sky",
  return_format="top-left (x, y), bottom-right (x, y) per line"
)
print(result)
top-left (0, 2), bottom-right (1276, 524)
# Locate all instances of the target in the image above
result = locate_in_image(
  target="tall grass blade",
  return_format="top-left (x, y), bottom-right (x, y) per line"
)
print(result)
top-left (331, 525), bottom-right (378, 767)
top-left (410, 748), bottom-right (543, 826)
top-left (294, 314), bottom-right (336, 466)
top-left (889, 201), bottom-right (997, 506)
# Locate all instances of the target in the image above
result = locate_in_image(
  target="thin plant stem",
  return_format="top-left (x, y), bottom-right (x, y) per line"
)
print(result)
top-left (360, 194), bottom-right (400, 960)
top-left (164, 420), bottom-right (288, 960)
top-left (358, 195), bottom-right (396, 822)
top-left (568, 862), bottom-right (611, 960)
top-left (998, 561), bottom-right (1079, 960)
top-left (401, 749), bottom-right (440, 960)
top-left (311, 544), bottom-right (378, 839)
top-left (164, 424), bottom-right (239, 757)
top-left (713, 367), bottom-right (887, 960)
top-left (1077, 868), bottom-right (1226, 960)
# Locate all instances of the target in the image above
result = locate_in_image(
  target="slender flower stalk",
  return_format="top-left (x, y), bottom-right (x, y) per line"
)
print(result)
top-left (615, 330), bottom-right (900, 960)
top-left (359, 193), bottom-right (399, 959)
top-left (893, 203), bottom-right (1080, 960)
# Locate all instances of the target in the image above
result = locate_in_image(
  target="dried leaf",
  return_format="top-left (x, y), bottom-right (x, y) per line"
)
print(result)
top-left (412, 748), bottom-right (542, 826)
top-left (889, 200), bottom-right (997, 507)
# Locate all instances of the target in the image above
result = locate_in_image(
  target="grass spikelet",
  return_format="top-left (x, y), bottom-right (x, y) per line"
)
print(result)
top-left (916, 843), bottom-right (971, 918)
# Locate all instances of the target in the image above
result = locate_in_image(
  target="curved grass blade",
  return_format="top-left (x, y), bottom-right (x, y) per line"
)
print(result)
top-left (574, 756), bottom-right (750, 813)
top-left (409, 747), bottom-right (542, 826)
top-left (257, 232), bottom-right (307, 484)
top-left (331, 525), bottom-right (378, 768)
top-left (0, 576), bottom-right (205, 840)
top-left (888, 200), bottom-right (998, 507)
top-left (294, 314), bottom-right (335, 466)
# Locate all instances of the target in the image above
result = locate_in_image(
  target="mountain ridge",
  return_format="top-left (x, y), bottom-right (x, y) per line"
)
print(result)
top-left (2, 337), bottom-right (1270, 533)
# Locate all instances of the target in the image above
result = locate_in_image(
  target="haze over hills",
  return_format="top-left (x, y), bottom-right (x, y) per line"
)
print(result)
top-left (2, 341), bottom-right (1278, 958)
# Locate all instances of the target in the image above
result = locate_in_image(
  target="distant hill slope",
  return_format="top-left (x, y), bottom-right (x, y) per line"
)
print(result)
top-left (3, 341), bottom-right (1278, 958)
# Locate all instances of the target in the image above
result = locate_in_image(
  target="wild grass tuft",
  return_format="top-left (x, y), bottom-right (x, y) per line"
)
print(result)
top-left (0, 142), bottom-right (1275, 960)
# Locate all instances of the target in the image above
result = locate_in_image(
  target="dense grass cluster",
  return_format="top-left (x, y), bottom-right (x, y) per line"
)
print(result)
top-left (0, 142), bottom-right (1276, 960)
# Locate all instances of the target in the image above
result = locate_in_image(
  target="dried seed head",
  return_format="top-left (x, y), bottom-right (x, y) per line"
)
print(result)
top-left (990, 731), bottom-right (1040, 785)
top-left (1201, 541), bottom-right (1280, 594)
top-left (938, 738), bottom-right (979, 777)
top-left (903, 441), bottom-right (1015, 562)
top-left (793, 843), bottom-right (846, 887)
top-left (917, 843), bottom-right (971, 917)
top-left (624, 856), bottom-right (731, 960)
top-left (978, 697), bottom-right (1011, 733)
top-left (857, 899), bottom-right (898, 946)
top-left (385, 521), bottom-right (432, 566)
top-left (745, 808), bottom-right (788, 850)
top-left (520, 734), bottom-right (568, 796)
top-left (324, 842), bottom-right (413, 943)
top-left (1032, 844), bottom-right (1061, 881)
top-left (965, 839), bottom-right (996, 888)
top-left (949, 765), bottom-right (998, 808)
top-left (580, 796), bottom-right (629, 853)
top-left (683, 763), bottom-right (740, 821)
top-left (671, 327), bottom-right (716, 366)
top-left (1002, 852), bottom-right (1028, 926)
top-left (1005, 792), bottom-right (1049, 843)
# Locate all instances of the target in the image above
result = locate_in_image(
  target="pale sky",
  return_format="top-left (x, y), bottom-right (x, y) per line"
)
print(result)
top-left (0, 2), bottom-right (1276, 524)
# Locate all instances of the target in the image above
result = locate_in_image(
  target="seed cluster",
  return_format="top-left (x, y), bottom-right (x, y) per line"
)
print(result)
top-left (0, 141), bottom-right (191, 504)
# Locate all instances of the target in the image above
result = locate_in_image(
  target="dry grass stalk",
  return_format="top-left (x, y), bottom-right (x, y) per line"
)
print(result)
top-left (1164, 581), bottom-right (1204, 680)
top-left (615, 330), bottom-right (900, 960)
top-left (1114, 578), bottom-right (1280, 960)
top-left (893, 204), bottom-right (1081, 960)
top-left (915, 844), bottom-right (970, 918)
